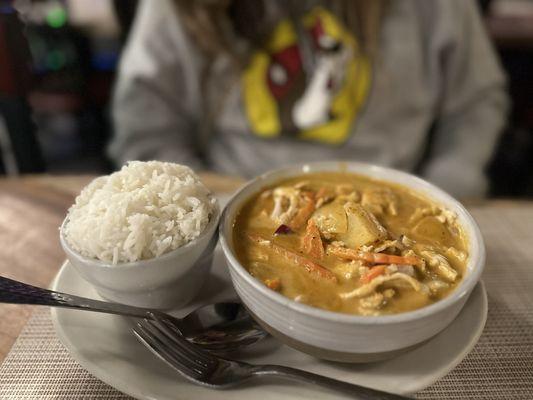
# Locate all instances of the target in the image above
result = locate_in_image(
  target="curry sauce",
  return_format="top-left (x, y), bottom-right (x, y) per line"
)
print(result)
top-left (233, 172), bottom-right (468, 316)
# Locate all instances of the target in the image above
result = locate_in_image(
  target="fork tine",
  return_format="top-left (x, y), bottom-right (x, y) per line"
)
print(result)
top-left (138, 319), bottom-right (218, 374)
top-left (133, 323), bottom-right (205, 378)
top-left (147, 317), bottom-right (215, 366)
top-left (152, 314), bottom-right (184, 336)
top-left (137, 320), bottom-right (209, 375)
top-left (140, 318), bottom-right (213, 364)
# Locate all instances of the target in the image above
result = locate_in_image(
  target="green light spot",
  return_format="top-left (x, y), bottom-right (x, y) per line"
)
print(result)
top-left (46, 7), bottom-right (67, 29)
top-left (46, 50), bottom-right (66, 71)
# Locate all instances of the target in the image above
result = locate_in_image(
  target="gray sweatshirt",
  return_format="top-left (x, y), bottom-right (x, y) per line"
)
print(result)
top-left (110, 0), bottom-right (508, 198)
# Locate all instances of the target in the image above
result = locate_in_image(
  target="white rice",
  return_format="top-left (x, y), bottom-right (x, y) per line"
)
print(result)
top-left (63, 161), bottom-right (216, 264)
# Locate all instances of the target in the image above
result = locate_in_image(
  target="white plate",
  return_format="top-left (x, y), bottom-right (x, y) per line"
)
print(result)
top-left (51, 246), bottom-right (487, 399)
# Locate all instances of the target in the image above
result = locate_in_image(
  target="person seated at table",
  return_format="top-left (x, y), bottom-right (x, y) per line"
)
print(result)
top-left (109, 0), bottom-right (508, 198)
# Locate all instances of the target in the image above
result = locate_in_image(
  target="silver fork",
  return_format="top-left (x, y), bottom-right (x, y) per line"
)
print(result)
top-left (133, 319), bottom-right (411, 399)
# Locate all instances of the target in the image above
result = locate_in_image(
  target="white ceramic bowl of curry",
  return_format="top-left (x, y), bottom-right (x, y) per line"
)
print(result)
top-left (220, 162), bottom-right (485, 362)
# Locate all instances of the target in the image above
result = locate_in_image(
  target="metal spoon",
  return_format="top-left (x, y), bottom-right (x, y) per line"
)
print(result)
top-left (0, 275), bottom-right (267, 351)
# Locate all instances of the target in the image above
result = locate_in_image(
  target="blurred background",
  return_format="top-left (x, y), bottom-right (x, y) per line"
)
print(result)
top-left (0, 0), bottom-right (532, 196)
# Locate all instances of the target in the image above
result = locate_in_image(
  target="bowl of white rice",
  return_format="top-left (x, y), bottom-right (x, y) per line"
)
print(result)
top-left (60, 161), bottom-right (219, 309)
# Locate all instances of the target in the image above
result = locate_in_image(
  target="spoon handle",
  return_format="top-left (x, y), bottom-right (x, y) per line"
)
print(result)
top-left (0, 275), bottom-right (155, 319)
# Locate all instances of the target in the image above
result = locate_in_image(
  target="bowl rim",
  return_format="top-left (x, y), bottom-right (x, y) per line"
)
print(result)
top-left (60, 198), bottom-right (221, 270)
top-left (220, 161), bottom-right (486, 325)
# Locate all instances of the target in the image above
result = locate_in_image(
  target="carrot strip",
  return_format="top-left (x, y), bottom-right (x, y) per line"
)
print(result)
top-left (316, 187), bottom-right (328, 198)
top-left (301, 219), bottom-right (325, 259)
top-left (315, 187), bottom-right (334, 203)
top-left (248, 233), bottom-right (337, 282)
top-left (328, 246), bottom-right (424, 267)
top-left (360, 265), bottom-right (386, 284)
top-left (288, 192), bottom-right (315, 230)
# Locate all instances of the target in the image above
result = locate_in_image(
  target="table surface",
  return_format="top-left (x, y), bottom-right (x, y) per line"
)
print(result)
top-left (1, 174), bottom-right (533, 399)
top-left (0, 173), bottom-right (244, 363)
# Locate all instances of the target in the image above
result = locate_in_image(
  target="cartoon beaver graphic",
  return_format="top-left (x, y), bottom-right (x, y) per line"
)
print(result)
top-left (243, 7), bottom-right (371, 145)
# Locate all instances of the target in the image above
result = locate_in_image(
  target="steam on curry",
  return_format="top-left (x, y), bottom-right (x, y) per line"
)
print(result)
top-left (233, 172), bottom-right (468, 316)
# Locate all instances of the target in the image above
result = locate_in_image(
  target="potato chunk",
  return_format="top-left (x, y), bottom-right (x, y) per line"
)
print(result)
top-left (337, 202), bottom-right (388, 249)
top-left (312, 202), bottom-right (387, 248)
top-left (326, 202), bottom-right (387, 249)
top-left (312, 201), bottom-right (348, 236)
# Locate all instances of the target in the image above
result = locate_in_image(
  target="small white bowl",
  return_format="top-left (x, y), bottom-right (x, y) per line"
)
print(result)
top-left (220, 161), bottom-right (485, 362)
top-left (60, 201), bottom-right (220, 310)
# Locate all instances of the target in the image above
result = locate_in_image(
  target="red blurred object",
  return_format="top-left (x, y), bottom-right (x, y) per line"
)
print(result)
top-left (274, 224), bottom-right (293, 235)
top-left (0, 3), bottom-right (33, 96)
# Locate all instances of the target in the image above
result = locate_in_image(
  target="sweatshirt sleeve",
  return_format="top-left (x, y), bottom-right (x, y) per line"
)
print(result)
top-left (420, 0), bottom-right (509, 199)
top-left (108, 0), bottom-right (204, 170)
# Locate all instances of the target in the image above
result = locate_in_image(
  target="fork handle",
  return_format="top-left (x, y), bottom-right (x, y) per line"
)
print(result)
top-left (252, 365), bottom-right (410, 399)
top-left (0, 275), bottom-right (156, 319)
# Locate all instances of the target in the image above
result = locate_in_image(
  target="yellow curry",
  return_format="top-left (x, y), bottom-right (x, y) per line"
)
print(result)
top-left (233, 172), bottom-right (468, 316)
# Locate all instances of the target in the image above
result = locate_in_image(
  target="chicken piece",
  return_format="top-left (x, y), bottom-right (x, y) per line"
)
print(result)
top-left (427, 279), bottom-right (449, 294)
top-left (361, 188), bottom-right (399, 216)
top-left (360, 241), bottom-right (400, 254)
top-left (386, 264), bottom-right (416, 277)
top-left (409, 207), bottom-right (438, 225)
top-left (311, 201), bottom-right (348, 238)
top-left (301, 219), bottom-right (325, 259)
top-left (387, 264), bottom-right (416, 278)
top-left (333, 262), bottom-right (361, 280)
top-left (386, 264), bottom-right (398, 274)
top-left (330, 240), bottom-right (346, 247)
top-left (271, 187), bottom-right (300, 224)
top-left (446, 247), bottom-right (468, 263)
top-left (372, 239), bottom-right (404, 253)
top-left (396, 264), bottom-right (416, 277)
top-left (271, 188), bottom-right (317, 229)
top-left (288, 192), bottom-right (315, 230)
top-left (339, 272), bottom-right (429, 299)
top-left (400, 235), bottom-right (417, 247)
top-left (329, 246), bottom-right (425, 267)
top-left (359, 292), bottom-right (385, 310)
top-left (359, 244), bottom-right (374, 252)
top-left (337, 202), bottom-right (388, 249)
top-left (420, 250), bottom-right (458, 282)
top-left (436, 208), bottom-right (457, 226)
top-left (409, 206), bottom-right (457, 227)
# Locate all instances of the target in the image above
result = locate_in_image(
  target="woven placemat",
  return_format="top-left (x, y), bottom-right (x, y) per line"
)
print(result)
top-left (1, 205), bottom-right (532, 399)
